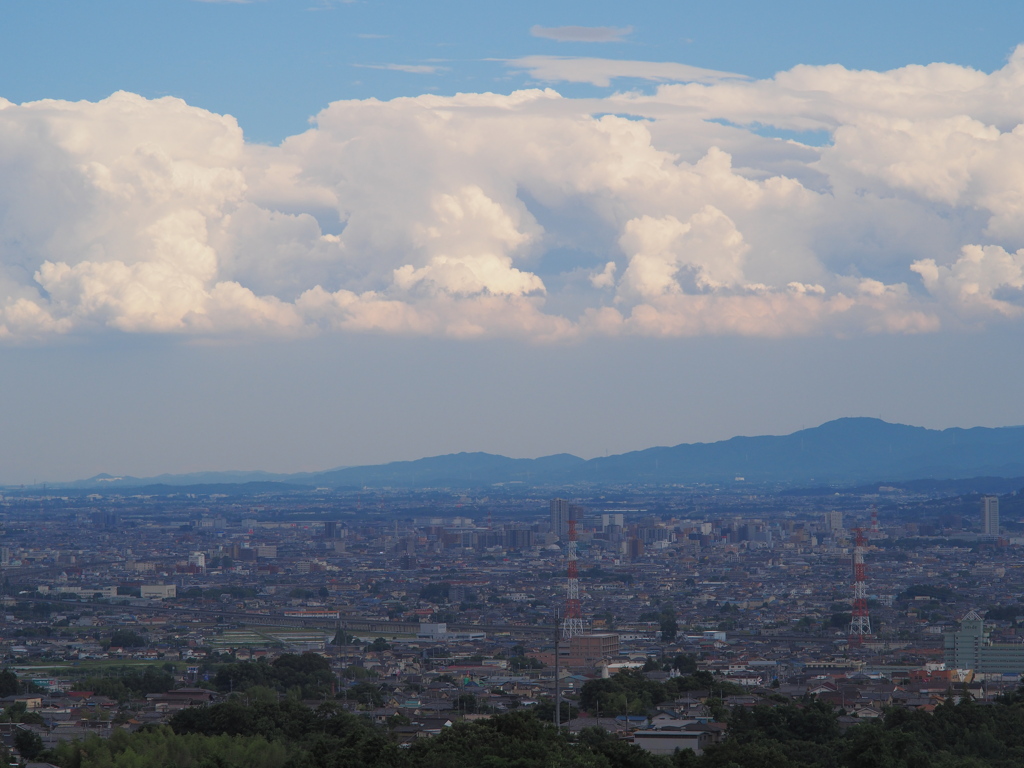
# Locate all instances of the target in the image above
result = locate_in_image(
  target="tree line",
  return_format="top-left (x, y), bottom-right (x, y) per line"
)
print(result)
top-left (36, 691), bottom-right (1024, 768)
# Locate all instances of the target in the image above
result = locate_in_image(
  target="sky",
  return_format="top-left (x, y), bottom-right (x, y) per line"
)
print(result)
top-left (3, 0), bottom-right (1024, 483)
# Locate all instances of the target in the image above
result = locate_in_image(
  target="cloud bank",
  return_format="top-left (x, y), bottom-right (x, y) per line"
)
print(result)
top-left (507, 55), bottom-right (746, 86)
top-left (5, 49), bottom-right (1024, 343)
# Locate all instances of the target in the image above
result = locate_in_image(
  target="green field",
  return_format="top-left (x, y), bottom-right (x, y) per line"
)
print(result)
top-left (207, 627), bottom-right (331, 649)
top-left (14, 659), bottom-right (178, 673)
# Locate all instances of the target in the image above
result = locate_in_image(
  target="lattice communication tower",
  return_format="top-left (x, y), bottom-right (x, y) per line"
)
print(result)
top-left (561, 519), bottom-right (584, 639)
top-left (848, 527), bottom-right (872, 643)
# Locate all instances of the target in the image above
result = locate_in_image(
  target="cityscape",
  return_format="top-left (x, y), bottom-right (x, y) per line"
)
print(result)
top-left (0, 465), bottom-right (1020, 763)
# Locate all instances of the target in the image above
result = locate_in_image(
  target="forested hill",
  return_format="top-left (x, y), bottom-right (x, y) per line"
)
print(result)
top-left (64, 417), bottom-right (1024, 490)
top-left (214, 417), bottom-right (1024, 487)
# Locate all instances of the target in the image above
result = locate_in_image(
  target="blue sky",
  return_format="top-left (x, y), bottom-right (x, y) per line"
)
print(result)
top-left (3, 1), bottom-right (1024, 483)
top-left (5, 0), bottom-right (1024, 143)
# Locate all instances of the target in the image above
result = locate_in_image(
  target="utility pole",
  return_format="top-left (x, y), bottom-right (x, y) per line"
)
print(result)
top-left (341, 620), bottom-right (348, 710)
top-left (554, 609), bottom-right (561, 731)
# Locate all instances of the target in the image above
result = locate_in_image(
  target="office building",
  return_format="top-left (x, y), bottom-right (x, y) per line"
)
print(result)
top-left (627, 537), bottom-right (645, 560)
top-left (140, 584), bottom-right (176, 600)
top-left (550, 498), bottom-right (583, 539)
top-left (568, 633), bottom-right (620, 665)
top-left (944, 610), bottom-right (1024, 674)
top-left (602, 513), bottom-right (624, 530)
top-left (824, 510), bottom-right (843, 534)
top-left (982, 496), bottom-right (999, 537)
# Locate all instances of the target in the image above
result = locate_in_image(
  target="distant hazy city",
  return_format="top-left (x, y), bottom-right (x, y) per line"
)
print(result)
top-left (0, 419), bottom-right (1023, 764)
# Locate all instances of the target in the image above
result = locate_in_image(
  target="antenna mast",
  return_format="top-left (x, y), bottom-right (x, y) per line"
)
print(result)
top-left (849, 527), bottom-right (872, 644)
top-left (561, 518), bottom-right (584, 639)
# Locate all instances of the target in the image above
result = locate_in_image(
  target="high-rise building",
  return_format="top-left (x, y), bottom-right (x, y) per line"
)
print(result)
top-left (502, 528), bottom-right (534, 550)
top-left (982, 496), bottom-right (999, 537)
top-left (601, 513), bottom-right (624, 530)
top-left (91, 511), bottom-right (118, 529)
top-left (550, 498), bottom-right (583, 539)
top-left (550, 498), bottom-right (569, 538)
top-left (626, 537), bottom-right (645, 560)
top-left (824, 510), bottom-right (843, 534)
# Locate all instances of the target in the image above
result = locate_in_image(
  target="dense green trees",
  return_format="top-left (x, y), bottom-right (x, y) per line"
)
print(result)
top-left (42, 681), bottom-right (1024, 768)
top-left (49, 706), bottom-right (673, 768)
top-left (669, 655), bottom-right (698, 674)
top-left (0, 669), bottom-right (20, 697)
top-left (700, 700), bottom-right (841, 768)
top-left (840, 697), bottom-right (1024, 768)
top-left (212, 652), bottom-right (335, 698)
top-left (73, 666), bottom-right (175, 702)
top-left (984, 605), bottom-right (1024, 622)
top-left (659, 610), bottom-right (679, 643)
top-left (107, 629), bottom-right (147, 648)
top-left (51, 727), bottom-right (291, 768)
top-left (531, 698), bottom-right (580, 723)
top-left (638, 606), bottom-right (679, 642)
top-left (2, 701), bottom-right (45, 725)
top-left (348, 681), bottom-right (386, 707)
top-left (419, 583), bottom-right (451, 603)
top-left (581, 671), bottom-right (663, 716)
top-left (406, 710), bottom-right (596, 768)
top-left (332, 629), bottom-right (359, 645)
top-left (579, 670), bottom-right (744, 716)
top-left (509, 654), bottom-right (545, 671)
top-left (900, 584), bottom-right (955, 602)
top-left (699, 694), bottom-right (1024, 768)
top-left (13, 728), bottom-right (43, 760)
top-left (170, 699), bottom-right (400, 766)
top-left (12, 601), bottom-right (51, 621)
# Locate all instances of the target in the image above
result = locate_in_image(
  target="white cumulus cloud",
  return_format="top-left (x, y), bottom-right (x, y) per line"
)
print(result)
top-left (8, 48), bottom-right (1024, 342)
top-left (617, 206), bottom-right (749, 298)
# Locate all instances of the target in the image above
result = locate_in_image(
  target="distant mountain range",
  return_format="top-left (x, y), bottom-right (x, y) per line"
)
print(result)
top-left (43, 417), bottom-right (1024, 492)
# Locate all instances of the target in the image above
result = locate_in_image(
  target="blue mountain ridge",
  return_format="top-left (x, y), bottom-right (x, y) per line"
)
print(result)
top-left (56, 417), bottom-right (1024, 490)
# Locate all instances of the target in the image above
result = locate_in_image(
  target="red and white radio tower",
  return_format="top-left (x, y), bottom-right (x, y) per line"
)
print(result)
top-left (561, 519), bottom-right (584, 639)
top-left (869, 504), bottom-right (880, 538)
top-left (849, 527), bottom-right (872, 644)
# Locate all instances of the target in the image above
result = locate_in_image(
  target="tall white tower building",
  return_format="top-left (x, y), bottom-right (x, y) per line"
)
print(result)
top-left (550, 498), bottom-right (570, 539)
top-left (982, 496), bottom-right (999, 537)
top-left (188, 552), bottom-right (206, 573)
